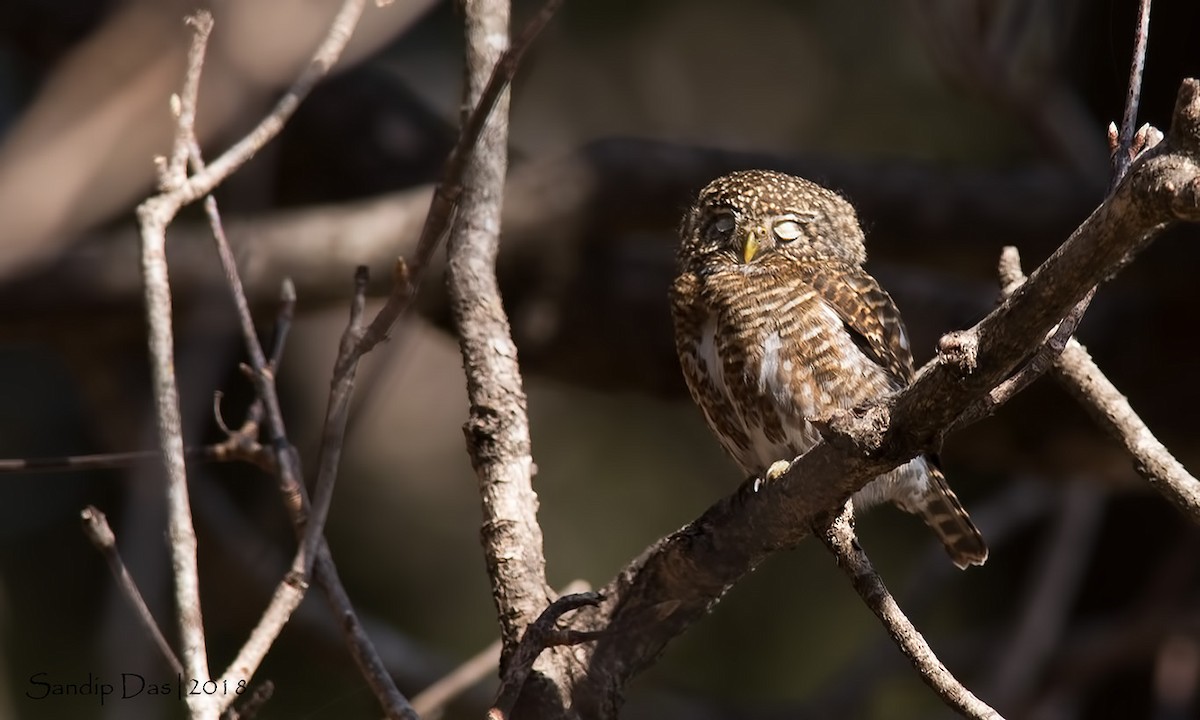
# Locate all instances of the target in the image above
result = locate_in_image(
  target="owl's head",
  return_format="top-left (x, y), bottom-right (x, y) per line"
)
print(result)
top-left (679, 169), bottom-right (867, 268)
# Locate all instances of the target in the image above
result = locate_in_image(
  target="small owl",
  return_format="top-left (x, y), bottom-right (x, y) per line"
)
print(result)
top-left (670, 169), bottom-right (987, 568)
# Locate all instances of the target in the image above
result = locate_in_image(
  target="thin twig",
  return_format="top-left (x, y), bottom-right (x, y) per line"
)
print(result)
top-left (163, 12), bottom-right (213, 189)
top-left (206, 194), bottom-right (325, 711)
top-left (306, 270), bottom-right (419, 720)
top-left (0, 444), bottom-right (263, 474)
top-left (1111, 0), bottom-right (1153, 188)
top-left (205, 196), bottom-right (308, 524)
top-left (210, 218), bottom-right (415, 717)
top-left (173, 0), bottom-right (367, 206)
top-left (80, 506), bottom-right (185, 677)
top-left (1000, 250), bottom-right (1200, 521)
top-left (221, 679), bottom-right (274, 720)
top-left (306, 264), bottom-right (369, 567)
top-left (490, 591), bottom-right (605, 719)
top-left (268, 279), bottom-right (296, 370)
top-left (134, 3), bottom-right (370, 716)
top-left (413, 639), bottom-right (501, 717)
top-left (817, 504), bottom-right (1004, 719)
top-left (352, 0), bottom-right (564, 358)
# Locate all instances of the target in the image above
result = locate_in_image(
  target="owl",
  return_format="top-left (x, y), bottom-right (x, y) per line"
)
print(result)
top-left (670, 169), bottom-right (987, 569)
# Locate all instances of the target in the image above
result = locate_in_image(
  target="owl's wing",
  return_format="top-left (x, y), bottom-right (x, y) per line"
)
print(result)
top-left (802, 262), bottom-right (915, 385)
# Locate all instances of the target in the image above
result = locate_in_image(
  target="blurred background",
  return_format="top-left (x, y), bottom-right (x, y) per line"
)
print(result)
top-left (1, 0), bottom-right (1199, 718)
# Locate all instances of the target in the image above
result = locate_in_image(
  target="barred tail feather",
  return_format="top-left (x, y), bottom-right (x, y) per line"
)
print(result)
top-left (915, 461), bottom-right (988, 569)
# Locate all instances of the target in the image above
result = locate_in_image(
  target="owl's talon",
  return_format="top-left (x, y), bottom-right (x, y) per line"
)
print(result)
top-left (767, 459), bottom-right (793, 481)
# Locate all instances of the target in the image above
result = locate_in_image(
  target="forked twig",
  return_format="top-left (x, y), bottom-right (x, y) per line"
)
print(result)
top-left (489, 591), bottom-right (604, 719)
top-left (1001, 249), bottom-right (1200, 520)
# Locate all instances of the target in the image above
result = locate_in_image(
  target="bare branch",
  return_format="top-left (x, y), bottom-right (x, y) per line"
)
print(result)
top-left (999, 249), bottom-right (1200, 521)
top-left (288, 268), bottom-right (420, 720)
top-left (1056, 341), bottom-right (1200, 519)
top-left (134, 12), bottom-right (217, 708)
top-left (449, 0), bottom-right (552, 654)
top-left (134, 3), bottom-right (393, 716)
top-left (412, 640), bottom-right (501, 717)
top-left (80, 506), bottom-right (184, 677)
top-left (490, 590), bottom-right (604, 718)
top-left (352, 0), bottom-right (564, 359)
top-left (163, 12), bottom-right (213, 189)
top-left (206, 195), bottom-right (327, 712)
top-left (817, 504), bottom-right (1003, 719)
top-left (173, 0), bottom-right (368, 207)
top-left (1111, 0), bottom-right (1154, 188)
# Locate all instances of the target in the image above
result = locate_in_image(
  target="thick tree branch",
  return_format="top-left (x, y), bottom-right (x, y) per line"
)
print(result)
top-left (449, 0), bottom-right (552, 653)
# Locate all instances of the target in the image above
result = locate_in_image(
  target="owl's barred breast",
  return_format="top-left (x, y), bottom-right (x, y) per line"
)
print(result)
top-left (685, 262), bottom-right (897, 477)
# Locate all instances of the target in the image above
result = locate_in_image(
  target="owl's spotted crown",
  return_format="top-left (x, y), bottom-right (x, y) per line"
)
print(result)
top-left (682, 169), bottom-right (868, 267)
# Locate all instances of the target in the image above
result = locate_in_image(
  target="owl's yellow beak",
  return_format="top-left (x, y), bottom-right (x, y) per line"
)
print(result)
top-left (742, 233), bottom-right (760, 263)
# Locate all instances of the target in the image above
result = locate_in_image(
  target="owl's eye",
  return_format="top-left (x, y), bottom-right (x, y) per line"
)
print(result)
top-left (701, 210), bottom-right (737, 242)
top-left (772, 215), bottom-right (807, 242)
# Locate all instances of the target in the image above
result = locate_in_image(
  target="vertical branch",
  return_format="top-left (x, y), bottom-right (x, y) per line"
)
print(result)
top-left (136, 16), bottom-right (218, 714)
top-left (1111, 0), bottom-right (1153, 187)
top-left (136, 201), bottom-right (213, 718)
top-left (133, 4), bottom-right (368, 717)
top-left (449, 0), bottom-right (551, 652)
top-left (818, 505), bottom-right (1004, 720)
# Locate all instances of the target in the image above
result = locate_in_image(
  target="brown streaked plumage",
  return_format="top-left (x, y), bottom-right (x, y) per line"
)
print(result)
top-left (670, 169), bottom-right (987, 569)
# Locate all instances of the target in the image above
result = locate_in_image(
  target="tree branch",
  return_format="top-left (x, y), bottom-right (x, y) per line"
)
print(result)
top-left (818, 504), bottom-right (1002, 719)
top-left (490, 589), bottom-right (603, 719)
top-left (1000, 249), bottom-right (1200, 521)
top-left (80, 506), bottom-right (185, 677)
top-left (447, 0), bottom-right (557, 670)
top-left (135, 13), bottom-right (218, 714)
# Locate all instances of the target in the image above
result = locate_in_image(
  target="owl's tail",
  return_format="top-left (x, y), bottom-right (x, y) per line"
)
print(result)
top-left (913, 458), bottom-right (988, 569)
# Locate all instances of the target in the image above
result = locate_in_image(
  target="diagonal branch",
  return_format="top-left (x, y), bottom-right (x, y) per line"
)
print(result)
top-left (998, 250), bottom-right (1200, 521)
top-left (81, 506), bottom-right (185, 678)
top-left (817, 503), bottom-right (1003, 719)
